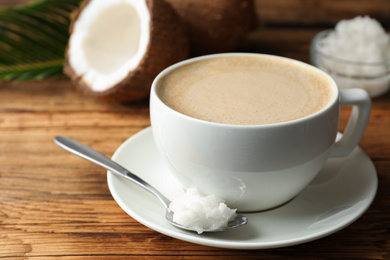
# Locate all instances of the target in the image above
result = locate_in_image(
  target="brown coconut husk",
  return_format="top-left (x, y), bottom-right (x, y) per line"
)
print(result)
top-left (165, 0), bottom-right (257, 56)
top-left (64, 0), bottom-right (189, 102)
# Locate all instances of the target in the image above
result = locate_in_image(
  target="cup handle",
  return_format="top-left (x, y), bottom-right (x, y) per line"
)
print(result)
top-left (330, 89), bottom-right (371, 157)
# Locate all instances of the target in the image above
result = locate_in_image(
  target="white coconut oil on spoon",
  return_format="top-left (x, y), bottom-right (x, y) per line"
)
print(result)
top-left (54, 136), bottom-right (248, 234)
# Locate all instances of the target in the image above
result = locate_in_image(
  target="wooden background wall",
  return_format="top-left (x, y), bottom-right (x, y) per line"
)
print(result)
top-left (255, 0), bottom-right (390, 27)
top-left (1, 0), bottom-right (390, 28)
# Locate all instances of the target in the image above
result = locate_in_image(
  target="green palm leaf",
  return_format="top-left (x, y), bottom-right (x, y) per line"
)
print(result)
top-left (0, 0), bottom-right (82, 81)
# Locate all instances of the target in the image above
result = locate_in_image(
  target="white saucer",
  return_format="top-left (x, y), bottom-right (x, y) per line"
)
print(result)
top-left (107, 127), bottom-right (377, 249)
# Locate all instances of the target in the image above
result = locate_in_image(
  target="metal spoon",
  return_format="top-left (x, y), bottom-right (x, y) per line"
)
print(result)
top-left (54, 136), bottom-right (248, 233)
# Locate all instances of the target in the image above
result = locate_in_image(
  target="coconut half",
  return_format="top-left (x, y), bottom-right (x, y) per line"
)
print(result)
top-left (64, 0), bottom-right (189, 102)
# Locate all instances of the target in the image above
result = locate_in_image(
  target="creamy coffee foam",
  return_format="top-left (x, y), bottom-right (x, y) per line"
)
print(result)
top-left (158, 55), bottom-right (334, 125)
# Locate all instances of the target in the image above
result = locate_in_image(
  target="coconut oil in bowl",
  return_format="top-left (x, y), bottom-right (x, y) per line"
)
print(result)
top-left (310, 16), bottom-right (390, 98)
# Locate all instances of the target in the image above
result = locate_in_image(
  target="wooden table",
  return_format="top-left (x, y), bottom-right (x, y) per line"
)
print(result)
top-left (1, 28), bottom-right (389, 259)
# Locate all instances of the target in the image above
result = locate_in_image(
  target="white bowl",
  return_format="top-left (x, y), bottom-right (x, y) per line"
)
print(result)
top-left (311, 30), bottom-right (390, 98)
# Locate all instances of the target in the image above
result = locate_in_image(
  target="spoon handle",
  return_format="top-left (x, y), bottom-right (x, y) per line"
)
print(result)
top-left (54, 136), bottom-right (171, 210)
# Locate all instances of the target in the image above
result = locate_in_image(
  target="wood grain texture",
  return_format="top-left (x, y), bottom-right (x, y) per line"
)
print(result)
top-left (255, 0), bottom-right (390, 27)
top-left (2, 0), bottom-right (390, 27)
top-left (0, 19), bottom-right (389, 260)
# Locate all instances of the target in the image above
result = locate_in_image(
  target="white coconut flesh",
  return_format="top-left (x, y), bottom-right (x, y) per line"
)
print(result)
top-left (68, 0), bottom-right (150, 92)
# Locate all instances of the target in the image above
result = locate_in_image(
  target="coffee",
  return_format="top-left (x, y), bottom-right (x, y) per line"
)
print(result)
top-left (157, 55), bottom-right (334, 125)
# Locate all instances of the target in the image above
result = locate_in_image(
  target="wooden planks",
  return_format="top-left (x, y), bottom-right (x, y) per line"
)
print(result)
top-left (2, 0), bottom-right (390, 28)
top-left (255, 0), bottom-right (390, 27)
top-left (0, 16), bottom-right (389, 260)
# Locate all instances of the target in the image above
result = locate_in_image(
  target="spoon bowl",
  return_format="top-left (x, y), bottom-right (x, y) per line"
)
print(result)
top-left (165, 211), bottom-right (248, 233)
top-left (54, 136), bottom-right (248, 233)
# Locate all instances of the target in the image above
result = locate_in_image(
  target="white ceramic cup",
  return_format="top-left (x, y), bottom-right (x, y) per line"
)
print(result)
top-left (150, 53), bottom-right (371, 212)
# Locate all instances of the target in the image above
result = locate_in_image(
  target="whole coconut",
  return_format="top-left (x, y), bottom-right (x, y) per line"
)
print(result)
top-left (166, 0), bottom-right (256, 56)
